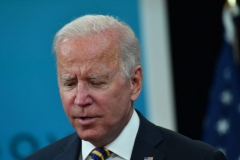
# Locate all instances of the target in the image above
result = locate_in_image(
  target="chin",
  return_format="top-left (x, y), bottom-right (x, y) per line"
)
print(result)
top-left (76, 129), bottom-right (99, 141)
top-left (77, 129), bottom-right (110, 147)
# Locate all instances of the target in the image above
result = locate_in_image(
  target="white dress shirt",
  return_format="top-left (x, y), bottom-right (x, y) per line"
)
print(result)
top-left (79, 109), bottom-right (140, 160)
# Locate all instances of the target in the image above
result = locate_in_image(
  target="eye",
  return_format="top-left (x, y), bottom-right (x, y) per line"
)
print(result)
top-left (63, 81), bottom-right (77, 89)
top-left (90, 81), bottom-right (106, 87)
top-left (65, 83), bottom-right (75, 87)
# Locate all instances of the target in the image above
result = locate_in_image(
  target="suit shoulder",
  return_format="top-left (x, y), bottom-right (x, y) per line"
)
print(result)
top-left (24, 132), bottom-right (79, 160)
top-left (157, 126), bottom-right (226, 160)
top-left (158, 126), bottom-right (213, 149)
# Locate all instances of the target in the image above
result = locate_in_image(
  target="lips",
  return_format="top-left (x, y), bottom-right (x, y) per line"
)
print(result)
top-left (77, 116), bottom-right (97, 125)
top-left (81, 117), bottom-right (92, 120)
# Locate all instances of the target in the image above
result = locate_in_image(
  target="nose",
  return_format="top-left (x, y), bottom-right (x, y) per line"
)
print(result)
top-left (74, 83), bottom-right (93, 107)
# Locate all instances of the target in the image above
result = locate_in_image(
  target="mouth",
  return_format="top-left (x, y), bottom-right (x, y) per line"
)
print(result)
top-left (77, 117), bottom-right (97, 125)
top-left (80, 117), bottom-right (93, 120)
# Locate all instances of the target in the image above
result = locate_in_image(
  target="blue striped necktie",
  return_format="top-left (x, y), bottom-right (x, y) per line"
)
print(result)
top-left (91, 148), bottom-right (111, 160)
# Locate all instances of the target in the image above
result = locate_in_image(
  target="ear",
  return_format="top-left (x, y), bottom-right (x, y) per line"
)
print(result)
top-left (130, 65), bottom-right (143, 101)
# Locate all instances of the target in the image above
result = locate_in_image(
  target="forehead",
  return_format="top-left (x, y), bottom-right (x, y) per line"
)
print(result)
top-left (56, 33), bottom-right (121, 68)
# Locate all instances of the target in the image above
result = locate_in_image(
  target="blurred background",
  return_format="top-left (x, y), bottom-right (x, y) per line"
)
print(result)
top-left (1, 0), bottom-right (239, 159)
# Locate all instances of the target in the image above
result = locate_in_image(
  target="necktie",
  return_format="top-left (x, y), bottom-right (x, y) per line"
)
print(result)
top-left (91, 148), bottom-right (111, 160)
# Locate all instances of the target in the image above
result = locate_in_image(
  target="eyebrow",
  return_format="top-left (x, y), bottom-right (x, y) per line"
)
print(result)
top-left (88, 75), bottom-right (108, 79)
top-left (59, 74), bottom-right (108, 82)
top-left (60, 75), bottom-right (75, 82)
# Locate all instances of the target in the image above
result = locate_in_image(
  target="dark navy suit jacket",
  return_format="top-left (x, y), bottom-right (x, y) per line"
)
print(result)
top-left (24, 111), bottom-right (226, 160)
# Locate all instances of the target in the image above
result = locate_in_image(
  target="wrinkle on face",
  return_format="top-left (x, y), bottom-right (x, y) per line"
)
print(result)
top-left (55, 31), bottom-right (134, 147)
top-left (56, 31), bottom-right (125, 88)
top-left (57, 31), bottom-right (121, 70)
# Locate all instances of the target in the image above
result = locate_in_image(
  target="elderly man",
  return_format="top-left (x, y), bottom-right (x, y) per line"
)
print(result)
top-left (24, 15), bottom-right (226, 160)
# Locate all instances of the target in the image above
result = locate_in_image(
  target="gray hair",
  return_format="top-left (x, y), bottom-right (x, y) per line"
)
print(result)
top-left (53, 15), bottom-right (141, 78)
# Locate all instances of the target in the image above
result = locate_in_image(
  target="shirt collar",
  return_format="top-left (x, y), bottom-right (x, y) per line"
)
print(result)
top-left (82, 109), bottom-right (140, 160)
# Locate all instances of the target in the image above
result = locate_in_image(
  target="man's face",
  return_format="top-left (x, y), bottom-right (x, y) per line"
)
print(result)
top-left (56, 34), bottom-right (141, 147)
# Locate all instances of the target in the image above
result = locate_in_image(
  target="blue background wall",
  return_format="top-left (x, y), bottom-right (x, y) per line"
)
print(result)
top-left (0, 1), bottom-right (146, 159)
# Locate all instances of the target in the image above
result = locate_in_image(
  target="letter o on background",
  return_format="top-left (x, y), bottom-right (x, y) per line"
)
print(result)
top-left (10, 133), bottom-right (39, 159)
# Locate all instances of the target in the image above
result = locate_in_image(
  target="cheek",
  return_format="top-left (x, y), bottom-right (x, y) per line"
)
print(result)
top-left (104, 85), bottom-right (131, 113)
top-left (60, 91), bottom-right (75, 114)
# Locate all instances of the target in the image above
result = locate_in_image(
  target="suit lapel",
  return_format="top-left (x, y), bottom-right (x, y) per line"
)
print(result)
top-left (54, 133), bottom-right (82, 160)
top-left (131, 110), bottom-right (165, 160)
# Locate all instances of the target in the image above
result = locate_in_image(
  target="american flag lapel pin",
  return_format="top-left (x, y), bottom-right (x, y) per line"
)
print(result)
top-left (144, 157), bottom-right (153, 160)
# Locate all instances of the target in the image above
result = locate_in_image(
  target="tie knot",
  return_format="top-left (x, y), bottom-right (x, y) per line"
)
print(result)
top-left (91, 148), bottom-right (111, 160)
